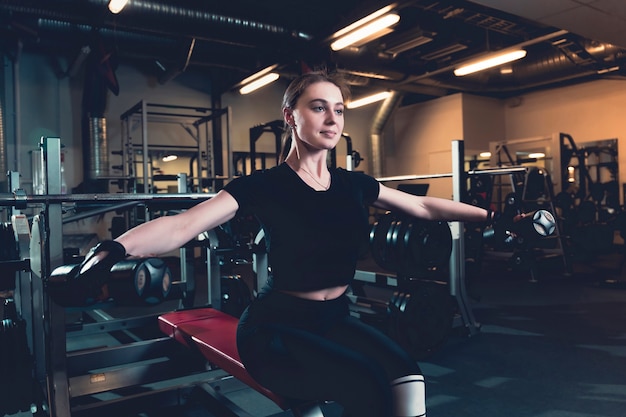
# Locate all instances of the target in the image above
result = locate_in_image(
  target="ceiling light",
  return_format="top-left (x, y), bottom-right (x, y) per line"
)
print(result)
top-left (238, 66), bottom-right (280, 95)
top-left (479, 152), bottom-right (491, 158)
top-left (347, 91), bottom-right (392, 109)
top-left (162, 154), bottom-right (178, 162)
top-left (454, 49), bottom-right (527, 76)
top-left (421, 43), bottom-right (468, 61)
top-left (334, 5), bottom-right (394, 38)
top-left (385, 35), bottom-right (433, 56)
top-left (239, 73), bottom-right (279, 95)
top-left (528, 152), bottom-right (545, 159)
top-left (108, 0), bottom-right (129, 14)
top-left (330, 6), bottom-right (400, 51)
top-left (597, 66), bottom-right (620, 74)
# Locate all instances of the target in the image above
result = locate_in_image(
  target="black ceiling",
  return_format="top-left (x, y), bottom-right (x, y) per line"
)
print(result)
top-left (1, 0), bottom-right (625, 105)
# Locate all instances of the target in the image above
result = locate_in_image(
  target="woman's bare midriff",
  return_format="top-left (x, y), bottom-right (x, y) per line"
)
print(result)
top-left (280, 284), bottom-right (349, 301)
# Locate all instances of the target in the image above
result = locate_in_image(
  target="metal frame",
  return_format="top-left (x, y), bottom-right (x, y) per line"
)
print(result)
top-left (367, 140), bottom-right (531, 335)
top-left (119, 101), bottom-right (232, 200)
top-left (1, 138), bottom-right (238, 417)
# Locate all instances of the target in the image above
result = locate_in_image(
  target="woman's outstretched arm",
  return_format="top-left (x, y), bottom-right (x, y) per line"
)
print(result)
top-left (373, 183), bottom-right (490, 223)
top-left (116, 190), bottom-right (240, 257)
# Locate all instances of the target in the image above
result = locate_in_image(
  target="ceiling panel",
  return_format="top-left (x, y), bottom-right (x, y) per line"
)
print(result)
top-left (0, 0), bottom-right (624, 103)
top-left (468, 0), bottom-right (626, 48)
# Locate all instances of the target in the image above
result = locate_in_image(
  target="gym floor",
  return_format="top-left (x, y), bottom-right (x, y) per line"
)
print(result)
top-left (6, 246), bottom-right (626, 417)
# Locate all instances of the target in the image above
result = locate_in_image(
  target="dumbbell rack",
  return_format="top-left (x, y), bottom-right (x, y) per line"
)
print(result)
top-left (352, 140), bottom-right (496, 348)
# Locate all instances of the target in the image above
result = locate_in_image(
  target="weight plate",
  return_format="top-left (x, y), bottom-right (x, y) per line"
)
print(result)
top-left (388, 280), bottom-right (454, 359)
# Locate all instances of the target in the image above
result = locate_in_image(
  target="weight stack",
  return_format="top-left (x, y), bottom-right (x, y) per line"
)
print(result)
top-left (0, 298), bottom-right (34, 415)
top-left (0, 222), bottom-right (20, 292)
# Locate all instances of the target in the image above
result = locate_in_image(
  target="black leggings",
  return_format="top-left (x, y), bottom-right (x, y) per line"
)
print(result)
top-left (237, 290), bottom-right (421, 417)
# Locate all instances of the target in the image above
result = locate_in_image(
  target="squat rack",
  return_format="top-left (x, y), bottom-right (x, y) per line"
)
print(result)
top-left (119, 101), bottom-right (232, 194)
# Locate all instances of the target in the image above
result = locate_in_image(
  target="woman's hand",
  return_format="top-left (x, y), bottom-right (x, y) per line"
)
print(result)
top-left (47, 240), bottom-right (127, 306)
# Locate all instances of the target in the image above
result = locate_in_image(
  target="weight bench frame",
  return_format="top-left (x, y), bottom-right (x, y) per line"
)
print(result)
top-left (158, 308), bottom-right (326, 417)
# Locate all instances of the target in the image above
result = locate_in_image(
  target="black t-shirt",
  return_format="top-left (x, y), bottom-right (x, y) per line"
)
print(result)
top-left (223, 163), bottom-right (380, 291)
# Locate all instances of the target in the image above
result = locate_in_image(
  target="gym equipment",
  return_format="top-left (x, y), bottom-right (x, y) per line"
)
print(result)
top-left (46, 240), bottom-right (127, 307)
top-left (363, 208), bottom-right (556, 359)
top-left (220, 274), bottom-right (252, 318)
top-left (0, 298), bottom-right (34, 414)
top-left (483, 209), bottom-right (557, 245)
top-left (108, 258), bottom-right (172, 305)
top-left (388, 280), bottom-right (455, 359)
top-left (119, 101), bottom-right (231, 195)
top-left (3, 137), bottom-right (294, 417)
top-left (369, 212), bottom-right (453, 277)
top-left (0, 222), bottom-right (22, 291)
top-left (3, 137), bottom-right (560, 416)
top-left (48, 257), bottom-right (173, 306)
top-left (159, 308), bottom-right (327, 417)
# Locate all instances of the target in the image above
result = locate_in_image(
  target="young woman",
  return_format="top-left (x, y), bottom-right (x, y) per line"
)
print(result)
top-left (73, 71), bottom-right (492, 417)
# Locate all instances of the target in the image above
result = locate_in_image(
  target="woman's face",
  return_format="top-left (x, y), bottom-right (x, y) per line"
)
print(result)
top-left (286, 81), bottom-right (345, 152)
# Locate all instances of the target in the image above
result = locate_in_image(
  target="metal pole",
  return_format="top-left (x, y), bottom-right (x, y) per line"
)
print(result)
top-left (0, 192), bottom-right (216, 206)
top-left (450, 140), bottom-right (480, 334)
top-left (42, 136), bottom-right (72, 417)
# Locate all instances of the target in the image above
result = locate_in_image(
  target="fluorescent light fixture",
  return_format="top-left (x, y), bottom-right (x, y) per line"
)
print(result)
top-left (421, 43), bottom-right (467, 61)
top-left (528, 152), bottom-right (545, 159)
top-left (347, 91), bottom-right (392, 109)
top-left (454, 49), bottom-right (527, 76)
top-left (238, 66), bottom-right (280, 95)
top-left (479, 152), bottom-right (492, 158)
top-left (108, 0), bottom-right (129, 14)
top-left (239, 72), bottom-right (280, 95)
top-left (334, 5), bottom-right (394, 38)
top-left (597, 66), bottom-right (620, 74)
top-left (385, 34), bottom-right (433, 55)
top-left (331, 9), bottom-right (400, 51)
top-left (239, 65), bottom-right (277, 86)
top-left (162, 154), bottom-right (178, 162)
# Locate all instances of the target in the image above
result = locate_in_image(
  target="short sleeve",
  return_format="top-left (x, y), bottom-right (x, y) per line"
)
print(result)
top-left (223, 173), bottom-right (262, 210)
top-left (351, 171), bottom-right (380, 205)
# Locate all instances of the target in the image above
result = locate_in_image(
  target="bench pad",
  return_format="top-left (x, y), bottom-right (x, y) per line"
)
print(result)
top-left (158, 308), bottom-right (289, 409)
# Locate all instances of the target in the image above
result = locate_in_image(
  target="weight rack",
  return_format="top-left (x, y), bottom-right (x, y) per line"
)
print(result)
top-left (0, 137), bottom-right (241, 417)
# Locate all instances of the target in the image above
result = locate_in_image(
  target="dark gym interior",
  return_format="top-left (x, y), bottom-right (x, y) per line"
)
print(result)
top-left (1, 1), bottom-right (626, 416)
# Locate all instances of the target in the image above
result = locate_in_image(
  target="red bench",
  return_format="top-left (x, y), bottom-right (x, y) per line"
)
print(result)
top-left (158, 307), bottom-right (326, 417)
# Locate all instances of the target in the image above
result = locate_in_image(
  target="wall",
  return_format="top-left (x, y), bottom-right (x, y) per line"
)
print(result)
top-left (504, 79), bottom-right (626, 189)
top-left (6, 51), bottom-right (626, 213)
top-left (386, 79), bottom-right (626, 201)
top-left (389, 94), bottom-right (464, 199)
top-left (461, 94), bottom-right (506, 152)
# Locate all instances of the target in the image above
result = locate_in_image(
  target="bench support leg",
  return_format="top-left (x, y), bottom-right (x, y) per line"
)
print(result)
top-left (292, 402), bottom-right (326, 417)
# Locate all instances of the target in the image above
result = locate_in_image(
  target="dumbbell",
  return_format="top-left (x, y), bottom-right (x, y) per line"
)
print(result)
top-left (48, 258), bottom-right (172, 306)
top-left (483, 209), bottom-right (556, 246)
